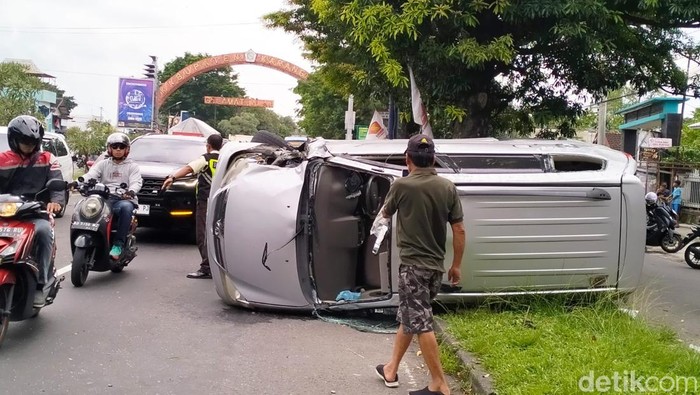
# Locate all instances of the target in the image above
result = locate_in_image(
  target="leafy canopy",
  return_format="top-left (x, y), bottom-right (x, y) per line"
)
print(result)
top-left (0, 62), bottom-right (43, 125)
top-left (65, 120), bottom-right (116, 157)
top-left (159, 53), bottom-right (245, 128)
top-left (267, 0), bottom-right (700, 138)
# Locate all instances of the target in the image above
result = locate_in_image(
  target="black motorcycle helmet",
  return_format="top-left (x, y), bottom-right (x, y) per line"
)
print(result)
top-left (7, 115), bottom-right (44, 155)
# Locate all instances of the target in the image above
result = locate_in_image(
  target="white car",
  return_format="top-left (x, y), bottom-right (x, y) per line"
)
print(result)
top-left (207, 135), bottom-right (646, 312)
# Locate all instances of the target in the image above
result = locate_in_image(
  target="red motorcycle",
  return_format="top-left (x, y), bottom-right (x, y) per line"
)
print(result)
top-left (0, 179), bottom-right (67, 348)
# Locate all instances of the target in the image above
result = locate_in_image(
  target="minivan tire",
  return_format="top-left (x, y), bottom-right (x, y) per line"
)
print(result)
top-left (251, 130), bottom-right (288, 148)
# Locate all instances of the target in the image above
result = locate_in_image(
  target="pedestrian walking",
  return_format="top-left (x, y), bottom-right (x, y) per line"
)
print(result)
top-left (671, 179), bottom-right (683, 216)
top-left (372, 134), bottom-right (466, 395)
top-left (161, 134), bottom-right (223, 279)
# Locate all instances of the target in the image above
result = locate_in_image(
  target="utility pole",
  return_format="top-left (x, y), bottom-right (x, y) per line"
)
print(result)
top-left (344, 95), bottom-right (355, 140)
top-left (597, 97), bottom-right (607, 146)
top-left (679, 55), bottom-right (692, 139)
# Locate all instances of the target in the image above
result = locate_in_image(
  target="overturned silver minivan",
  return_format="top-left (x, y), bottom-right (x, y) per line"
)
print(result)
top-left (206, 137), bottom-right (645, 312)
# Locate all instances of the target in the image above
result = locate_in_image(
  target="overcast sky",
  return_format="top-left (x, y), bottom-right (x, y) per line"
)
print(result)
top-left (0, 0), bottom-right (313, 128)
top-left (0, 0), bottom-right (698, 130)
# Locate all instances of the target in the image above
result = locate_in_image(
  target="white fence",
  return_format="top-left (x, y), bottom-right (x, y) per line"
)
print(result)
top-left (682, 171), bottom-right (700, 210)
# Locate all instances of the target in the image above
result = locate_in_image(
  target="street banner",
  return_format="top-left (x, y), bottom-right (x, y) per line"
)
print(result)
top-left (366, 111), bottom-right (388, 140)
top-left (117, 78), bottom-right (154, 128)
top-left (408, 66), bottom-right (433, 138)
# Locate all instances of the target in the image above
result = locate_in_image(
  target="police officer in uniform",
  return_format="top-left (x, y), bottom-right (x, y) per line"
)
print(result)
top-left (162, 134), bottom-right (224, 279)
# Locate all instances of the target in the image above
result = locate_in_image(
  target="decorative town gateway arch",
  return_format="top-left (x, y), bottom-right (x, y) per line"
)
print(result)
top-left (155, 50), bottom-right (309, 109)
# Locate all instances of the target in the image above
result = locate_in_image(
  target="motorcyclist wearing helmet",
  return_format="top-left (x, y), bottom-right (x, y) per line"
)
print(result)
top-left (645, 192), bottom-right (658, 226)
top-left (83, 132), bottom-right (142, 260)
top-left (0, 115), bottom-right (65, 307)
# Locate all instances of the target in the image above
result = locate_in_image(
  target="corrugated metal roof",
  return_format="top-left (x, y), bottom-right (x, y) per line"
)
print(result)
top-left (1, 58), bottom-right (55, 78)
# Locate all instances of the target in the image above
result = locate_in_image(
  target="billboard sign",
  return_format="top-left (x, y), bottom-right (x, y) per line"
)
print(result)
top-left (117, 78), bottom-right (154, 128)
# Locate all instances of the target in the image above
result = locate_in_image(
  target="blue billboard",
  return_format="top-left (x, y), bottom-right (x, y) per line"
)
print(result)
top-left (117, 78), bottom-right (154, 128)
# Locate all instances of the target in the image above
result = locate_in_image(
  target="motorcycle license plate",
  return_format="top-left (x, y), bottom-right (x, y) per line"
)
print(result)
top-left (0, 227), bottom-right (22, 237)
top-left (136, 204), bottom-right (150, 215)
top-left (72, 222), bottom-right (99, 231)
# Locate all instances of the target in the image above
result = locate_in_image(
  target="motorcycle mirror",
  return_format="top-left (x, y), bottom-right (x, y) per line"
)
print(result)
top-left (45, 179), bottom-right (67, 192)
top-left (120, 183), bottom-right (128, 189)
top-left (78, 176), bottom-right (85, 183)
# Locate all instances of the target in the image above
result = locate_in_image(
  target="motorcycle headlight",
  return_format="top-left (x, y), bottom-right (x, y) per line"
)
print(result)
top-left (0, 202), bottom-right (21, 217)
top-left (80, 196), bottom-right (103, 219)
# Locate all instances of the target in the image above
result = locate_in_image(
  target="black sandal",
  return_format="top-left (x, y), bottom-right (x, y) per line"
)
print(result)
top-left (408, 386), bottom-right (445, 395)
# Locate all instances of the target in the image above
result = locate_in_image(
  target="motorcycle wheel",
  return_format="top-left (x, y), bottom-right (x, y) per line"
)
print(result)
top-left (684, 242), bottom-right (700, 269)
top-left (0, 284), bottom-right (12, 348)
top-left (71, 247), bottom-right (91, 287)
top-left (661, 233), bottom-right (683, 253)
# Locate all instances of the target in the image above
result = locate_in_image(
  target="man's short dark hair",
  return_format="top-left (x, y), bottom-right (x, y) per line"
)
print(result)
top-left (407, 151), bottom-right (434, 168)
top-left (207, 134), bottom-right (224, 150)
top-left (406, 134), bottom-right (435, 168)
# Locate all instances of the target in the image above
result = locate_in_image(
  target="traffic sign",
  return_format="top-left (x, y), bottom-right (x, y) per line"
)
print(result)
top-left (643, 137), bottom-right (673, 148)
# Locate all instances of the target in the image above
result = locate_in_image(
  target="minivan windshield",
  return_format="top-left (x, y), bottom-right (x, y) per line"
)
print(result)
top-left (129, 138), bottom-right (205, 164)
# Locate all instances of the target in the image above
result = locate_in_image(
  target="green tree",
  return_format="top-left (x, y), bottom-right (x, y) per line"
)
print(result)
top-left (39, 81), bottom-right (77, 115)
top-left (159, 53), bottom-right (246, 128)
top-left (65, 120), bottom-right (116, 156)
top-left (576, 86), bottom-right (640, 134)
top-left (0, 62), bottom-right (43, 125)
top-left (217, 108), bottom-right (298, 137)
top-left (294, 70), bottom-right (382, 138)
top-left (267, 0), bottom-right (700, 138)
top-left (218, 113), bottom-right (260, 135)
top-left (680, 108), bottom-right (700, 148)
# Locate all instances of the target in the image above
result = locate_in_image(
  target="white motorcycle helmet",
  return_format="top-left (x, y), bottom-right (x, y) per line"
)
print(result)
top-left (645, 192), bottom-right (658, 204)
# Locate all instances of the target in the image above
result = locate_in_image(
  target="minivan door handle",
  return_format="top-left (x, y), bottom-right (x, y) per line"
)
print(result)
top-left (585, 188), bottom-right (611, 200)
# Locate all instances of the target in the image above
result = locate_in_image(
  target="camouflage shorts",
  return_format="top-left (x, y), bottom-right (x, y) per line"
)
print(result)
top-left (397, 264), bottom-right (442, 334)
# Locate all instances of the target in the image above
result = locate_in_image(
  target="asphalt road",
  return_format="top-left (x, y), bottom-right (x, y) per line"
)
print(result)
top-left (8, 200), bottom-right (700, 393)
top-left (0, 203), bottom-right (454, 395)
top-left (638, 241), bottom-right (700, 349)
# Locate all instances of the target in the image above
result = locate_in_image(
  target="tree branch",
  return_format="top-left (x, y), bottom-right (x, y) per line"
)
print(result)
top-left (622, 14), bottom-right (700, 29)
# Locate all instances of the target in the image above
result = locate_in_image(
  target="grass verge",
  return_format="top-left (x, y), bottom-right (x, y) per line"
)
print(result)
top-left (440, 294), bottom-right (700, 394)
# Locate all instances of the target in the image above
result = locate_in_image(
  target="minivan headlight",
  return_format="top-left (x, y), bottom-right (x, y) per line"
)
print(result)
top-left (80, 197), bottom-right (103, 219)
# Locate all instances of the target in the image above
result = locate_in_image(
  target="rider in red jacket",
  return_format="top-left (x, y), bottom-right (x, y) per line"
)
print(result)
top-left (0, 116), bottom-right (65, 307)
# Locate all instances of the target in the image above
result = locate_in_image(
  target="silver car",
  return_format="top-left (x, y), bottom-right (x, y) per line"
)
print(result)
top-left (207, 137), bottom-right (645, 312)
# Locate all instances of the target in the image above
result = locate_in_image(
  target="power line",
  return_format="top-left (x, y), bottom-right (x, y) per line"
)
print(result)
top-left (0, 22), bottom-right (261, 34)
top-left (43, 69), bottom-right (298, 86)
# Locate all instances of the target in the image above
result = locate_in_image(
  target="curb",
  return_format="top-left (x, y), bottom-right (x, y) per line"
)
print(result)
top-left (435, 317), bottom-right (497, 395)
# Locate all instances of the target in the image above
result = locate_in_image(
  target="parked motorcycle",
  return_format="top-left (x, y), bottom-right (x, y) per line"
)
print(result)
top-left (0, 179), bottom-right (67, 347)
top-left (69, 178), bottom-right (137, 287)
top-left (682, 226), bottom-right (700, 269)
top-left (646, 200), bottom-right (683, 253)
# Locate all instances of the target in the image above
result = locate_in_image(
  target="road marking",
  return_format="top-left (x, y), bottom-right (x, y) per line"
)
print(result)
top-left (57, 265), bottom-right (71, 277)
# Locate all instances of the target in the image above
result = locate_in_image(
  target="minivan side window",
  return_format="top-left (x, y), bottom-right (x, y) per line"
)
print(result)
top-left (55, 139), bottom-right (68, 156)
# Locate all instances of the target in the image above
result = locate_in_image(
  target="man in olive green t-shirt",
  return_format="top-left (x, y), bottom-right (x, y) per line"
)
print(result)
top-left (373, 134), bottom-right (466, 395)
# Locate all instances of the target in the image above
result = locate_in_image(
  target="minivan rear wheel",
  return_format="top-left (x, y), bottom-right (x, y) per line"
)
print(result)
top-left (251, 130), bottom-right (288, 148)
